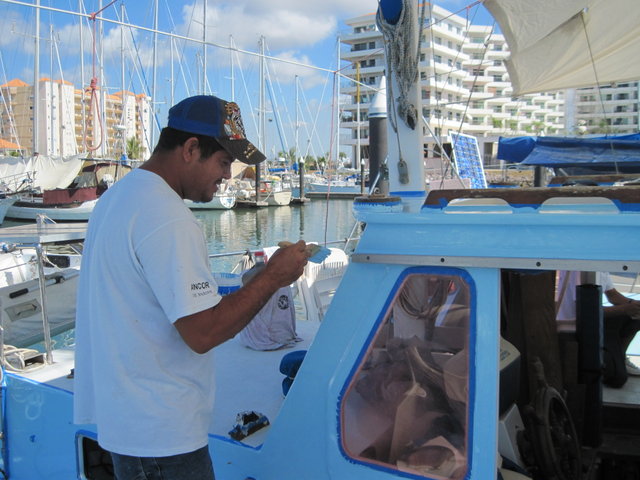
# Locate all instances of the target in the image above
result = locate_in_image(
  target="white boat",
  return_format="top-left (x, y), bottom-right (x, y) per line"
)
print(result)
top-left (0, 196), bottom-right (16, 224)
top-left (306, 175), bottom-right (363, 198)
top-left (256, 177), bottom-right (292, 206)
top-left (5, 162), bottom-right (131, 222)
top-left (185, 193), bottom-right (236, 210)
top-left (0, 222), bottom-right (83, 351)
top-left (235, 178), bottom-right (292, 207)
top-left (0, 245), bottom-right (81, 348)
top-left (7, 197), bottom-right (99, 221)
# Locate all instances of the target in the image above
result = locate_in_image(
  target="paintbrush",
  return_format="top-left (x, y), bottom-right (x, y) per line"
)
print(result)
top-left (278, 241), bottom-right (332, 264)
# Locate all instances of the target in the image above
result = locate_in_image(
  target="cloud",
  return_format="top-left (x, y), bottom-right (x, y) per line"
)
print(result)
top-left (178, 2), bottom-right (335, 52)
top-left (266, 51), bottom-right (332, 90)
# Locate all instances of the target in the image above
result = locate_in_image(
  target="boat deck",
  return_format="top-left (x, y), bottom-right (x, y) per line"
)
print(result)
top-left (211, 319), bottom-right (320, 447)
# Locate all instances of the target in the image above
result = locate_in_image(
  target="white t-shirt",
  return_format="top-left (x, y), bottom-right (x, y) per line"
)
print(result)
top-left (74, 168), bottom-right (222, 456)
top-left (238, 285), bottom-right (300, 350)
top-left (556, 271), bottom-right (614, 322)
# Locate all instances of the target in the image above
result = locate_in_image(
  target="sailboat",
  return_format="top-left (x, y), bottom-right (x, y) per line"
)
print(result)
top-left (5, 160), bottom-right (132, 222)
top-left (2, 0), bottom-right (640, 479)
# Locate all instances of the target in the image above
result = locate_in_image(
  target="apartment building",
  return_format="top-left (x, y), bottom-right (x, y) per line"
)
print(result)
top-left (0, 78), bottom-right (151, 160)
top-left (566, 83), bottom-right (640, 135)
top-left (340, 5), bottom-right (566, 167)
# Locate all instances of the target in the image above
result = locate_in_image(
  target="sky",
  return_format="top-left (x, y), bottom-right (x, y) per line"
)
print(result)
top-left (0, 0), bottom-right (496, 160)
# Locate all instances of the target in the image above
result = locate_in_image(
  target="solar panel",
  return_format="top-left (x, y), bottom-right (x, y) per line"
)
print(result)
top-left (451, 133), bottom-right (487, 189)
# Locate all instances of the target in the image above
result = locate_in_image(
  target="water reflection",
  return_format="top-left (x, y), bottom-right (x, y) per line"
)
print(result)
top-left (194, 199), bottom-right (361, 271)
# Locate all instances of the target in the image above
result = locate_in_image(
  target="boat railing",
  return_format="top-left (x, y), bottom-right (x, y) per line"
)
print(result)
top-left (0, 171), bottom-right (37, 195)
top-left (208, 237), bottom-right (359, 261)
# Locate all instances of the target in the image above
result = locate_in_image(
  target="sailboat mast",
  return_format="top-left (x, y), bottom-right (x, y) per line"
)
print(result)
top-left (120, 2), bottom-right (126, 159)
top-left (33, 0), bottom-right (40, 155)
top-left (99, 0), bottom-right (105, 157)
top-left (378, 0), bottom-right (426, 211)
top-left (202, 0), bottom-right (207, 95)
top-left (356, 61), bottom-right (361, 174)
top-left (79, 0), bottom-right (86, 151)
top-left (256, 36), bottom-right (265, 201)
top-left (170, 35), bottom-right (174, 107)
top-left (230, 35), bottom-right (234, 101)
top-left (49, 24), bottom-right (55, 156)
top-left (151, 0), bottom-right (158, 148)
top-left (334, 38), bottom-right (340, 172)
top-left (295, 75), bottom-right (299, 161)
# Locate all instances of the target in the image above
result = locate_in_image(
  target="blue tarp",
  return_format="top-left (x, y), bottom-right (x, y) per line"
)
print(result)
top-left (496, 136), bottom-right (537, 163)
top-left (497, 134), bottom-right (640, 167)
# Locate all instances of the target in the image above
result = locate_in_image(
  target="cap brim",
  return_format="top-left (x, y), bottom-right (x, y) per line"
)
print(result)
top-left (218, 138), bottom-right (266, 165)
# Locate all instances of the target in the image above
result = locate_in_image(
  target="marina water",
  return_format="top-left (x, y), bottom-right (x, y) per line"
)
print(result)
top-left (18, 198), bottom-right (362, 350)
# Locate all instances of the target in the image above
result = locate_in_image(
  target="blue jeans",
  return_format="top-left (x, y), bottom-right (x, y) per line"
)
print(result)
top-left (110, 445), bottom-right (215, 480)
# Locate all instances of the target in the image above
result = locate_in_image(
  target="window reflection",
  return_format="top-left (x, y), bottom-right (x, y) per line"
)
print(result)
top-left (341, 272), bottom-right (470, 479)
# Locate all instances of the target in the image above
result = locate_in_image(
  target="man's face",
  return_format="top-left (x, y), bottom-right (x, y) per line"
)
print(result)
top-left (189, 149), bottom-right (234, 203)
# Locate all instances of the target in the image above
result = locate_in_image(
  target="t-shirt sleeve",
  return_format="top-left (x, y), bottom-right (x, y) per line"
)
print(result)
top-left (136, 218), bottom-right (221, 323)
top-left (598, 272), bottom-right (615, 293)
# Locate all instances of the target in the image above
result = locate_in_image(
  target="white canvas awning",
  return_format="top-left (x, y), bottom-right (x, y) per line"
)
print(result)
top-left (484, 0), bottom-right (640, 96)
top-left (0, 154), bottom-right (84, 191)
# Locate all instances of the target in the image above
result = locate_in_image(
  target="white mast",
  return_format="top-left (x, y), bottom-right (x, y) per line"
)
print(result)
top-left (334, 37), bottom-right (340, 171)
top-left (256, 35), bottom-right (265, 202)
top-left (120, 2), bottom-right (126, 159)
top-left (295, 75), bottom-right (299, 161)
top-left (79, 0), bottom-right (86, 151)
top-left (99, 0), bottom-right (105, 156)
top-left (259, 36), bottom-right (265, 154)
top-left (170, 35), bottom-right (175, 107)
top-left (49, 24), bottom-right (55, 156)
top-left (33, 0), bottom-right (40, 155)
top-left (151, 0), bottom-right (158, 147)
top-left (202, 0), bottom-right (207, 95)
top-left (379, 0), bottom-right (426, 211)
top-left (230, 35), bottom-right (235, 101)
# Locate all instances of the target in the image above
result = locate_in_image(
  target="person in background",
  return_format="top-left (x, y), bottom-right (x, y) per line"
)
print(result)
top-left (73, 95), bottom-right (310, 480)
top-left (556, 271), bottom-right (640, 388)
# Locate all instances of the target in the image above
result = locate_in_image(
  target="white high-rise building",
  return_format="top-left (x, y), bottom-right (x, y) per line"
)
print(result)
top-left (567, 82), bottom-right (640, 135)
top-left (0, 78), bottom-right (151, 160)
top-left (340, 5), bottom-right (566, 168)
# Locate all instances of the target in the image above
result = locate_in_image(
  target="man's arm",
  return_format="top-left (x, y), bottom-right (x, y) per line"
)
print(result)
top-left (603, 287), bottom-right (640, 319)
top-left (174, 240), bottom-right (308, 353)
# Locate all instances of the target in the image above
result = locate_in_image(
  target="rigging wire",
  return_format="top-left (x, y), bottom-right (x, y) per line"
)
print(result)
top-left (0, 51), bottom-right (23, 150)
top-left (580, 10), bottom-right (618, 173)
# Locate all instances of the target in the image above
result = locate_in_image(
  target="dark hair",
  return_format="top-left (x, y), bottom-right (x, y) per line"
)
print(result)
top-left (153, 127), bottom-right (225, 159)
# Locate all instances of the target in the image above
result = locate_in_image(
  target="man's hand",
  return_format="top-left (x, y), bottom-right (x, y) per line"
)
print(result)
top-left (265, 240), bottom-right (308, 287)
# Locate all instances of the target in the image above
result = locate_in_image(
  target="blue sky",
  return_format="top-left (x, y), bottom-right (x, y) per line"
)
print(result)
top-left (0, 0), bottom-right (496, 159)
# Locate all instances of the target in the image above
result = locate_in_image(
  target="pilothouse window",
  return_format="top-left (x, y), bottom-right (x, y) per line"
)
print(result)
top-left (341, 271), bottom-right (471, 479)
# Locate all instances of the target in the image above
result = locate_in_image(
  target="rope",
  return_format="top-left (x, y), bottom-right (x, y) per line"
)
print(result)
top-left (1, 344), bottom-right (45, 373)
top-left (84, 0), bottom-right (118, 152)
top-left (580, 11), bottom-right (617, 172)
top-left (376, 0), bottom-right (423, 132)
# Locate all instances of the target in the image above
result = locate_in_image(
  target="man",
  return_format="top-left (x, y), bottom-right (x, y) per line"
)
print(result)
top-left (73, 95), bottom-right (309, 479)
top-left (556, 271), bottom-right (640, 388)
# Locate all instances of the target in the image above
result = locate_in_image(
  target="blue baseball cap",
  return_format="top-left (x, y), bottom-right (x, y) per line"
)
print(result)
top-left (167, 95), bottom-right (265, 165)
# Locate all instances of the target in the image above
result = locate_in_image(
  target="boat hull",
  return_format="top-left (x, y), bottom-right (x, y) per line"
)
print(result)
top-left (0, 197), bottom-right (16, 225)
top-left (6, 199), bottom-right (98, 221)
top-left (185, 194), bottom-right (236, 210)
top-left (265, 190), bottom-right (292, 206)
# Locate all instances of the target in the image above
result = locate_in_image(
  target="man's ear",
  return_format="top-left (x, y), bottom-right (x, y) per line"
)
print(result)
top-left (182, 137), bottom-right (200, 163)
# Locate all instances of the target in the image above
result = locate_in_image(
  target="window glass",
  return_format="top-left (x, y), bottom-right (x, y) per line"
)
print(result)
top-left (341, 272), bottom-right (471, 479)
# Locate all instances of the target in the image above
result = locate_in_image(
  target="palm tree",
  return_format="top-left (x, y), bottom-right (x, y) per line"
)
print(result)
top-left (126, 136), bottom-right (142, 160)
